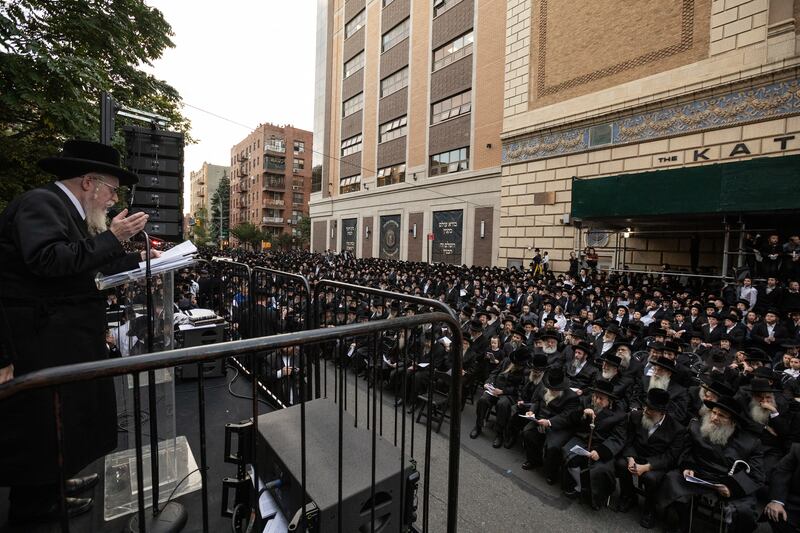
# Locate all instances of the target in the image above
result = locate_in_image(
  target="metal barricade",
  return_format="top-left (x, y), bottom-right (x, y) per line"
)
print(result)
top-left (0, 311), bottom-right (463, 533)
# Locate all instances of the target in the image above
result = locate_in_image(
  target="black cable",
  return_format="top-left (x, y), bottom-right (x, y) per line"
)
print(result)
top-left (226, 365), bottom-right (271, 407)
top-left (163, 466), bottom-right (207, 507)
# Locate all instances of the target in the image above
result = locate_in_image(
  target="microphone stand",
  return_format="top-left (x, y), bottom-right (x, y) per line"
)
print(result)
top-left (128, 231), bottom-right (186, 532)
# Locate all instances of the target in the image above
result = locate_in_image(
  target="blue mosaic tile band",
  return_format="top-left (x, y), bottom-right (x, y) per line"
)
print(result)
top-left (502, 78), bottom-right (800, 164)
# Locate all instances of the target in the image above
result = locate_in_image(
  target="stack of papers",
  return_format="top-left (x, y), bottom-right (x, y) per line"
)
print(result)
top-left (96, 240), bottom-right (198, 289)
top-left (684, 474), bottom-right (718, 486)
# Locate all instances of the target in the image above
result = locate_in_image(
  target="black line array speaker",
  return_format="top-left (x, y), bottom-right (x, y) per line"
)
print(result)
top-left (123, 125), bottom-right (185, 242)
top-left (255, 398), bottom-right (419, 532)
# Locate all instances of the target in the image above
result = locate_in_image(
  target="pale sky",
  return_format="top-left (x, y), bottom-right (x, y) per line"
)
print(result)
top-left (143, 1), bottom-right (317, 211)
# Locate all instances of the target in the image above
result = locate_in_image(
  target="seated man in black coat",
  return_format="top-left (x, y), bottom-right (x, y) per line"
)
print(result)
top-left (521, 367), bottom-right (581, 480)
top-left (658, 396), bottom-right (764, 533)
top-left (554, 379), bottom-right (628, 509)
top-left (632, 356), bottom-right (689, 425)
top-left (615, 388), bottom-right (687, 529)
top-left (765, 442), bottom-right (800, 533)
top-left (505, 352), bottom-right (548, 449)
top-left (470, 346), bottom-right (529, 447)
top-left (565, 340), bottom-right (598, 396)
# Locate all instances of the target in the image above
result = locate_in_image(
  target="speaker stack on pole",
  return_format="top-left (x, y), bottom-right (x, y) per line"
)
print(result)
top-left (123, 125), bottom-right (185, 242)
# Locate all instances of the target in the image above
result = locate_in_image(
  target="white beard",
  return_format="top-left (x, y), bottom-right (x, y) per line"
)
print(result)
top-left (749, 400), bottom-right (770, 425)
top-left (641, 413), bottom-right (657, 431)
top-left (602, 368), bottom-right (617, 380)
top-left (649, 374), bottom-right (670, 391)
top-left (543, 345), bottom-right (557, 355)
top-left (700, 412), bottom-right (735, 446)
top-left (85, 193), bottom-right (110, 236)
top-left (544, 389), bottom-right (562, 404)
top-left (618, 352), bottom-right (631, 369)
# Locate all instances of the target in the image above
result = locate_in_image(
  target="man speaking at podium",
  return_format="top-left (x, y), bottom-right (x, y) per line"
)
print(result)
top-left (0, 140), bottom-right (157, 525)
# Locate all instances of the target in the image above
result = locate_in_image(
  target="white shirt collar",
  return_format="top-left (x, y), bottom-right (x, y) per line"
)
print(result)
top-left (55, 181), bottom-right (86, 220)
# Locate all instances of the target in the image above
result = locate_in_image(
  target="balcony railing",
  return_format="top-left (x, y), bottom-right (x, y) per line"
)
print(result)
top-left (262, 199), bottom-right (285, 207)
top-left (262, 216), bottom-right (284, 224)
top-left (263, 178), bottom-right (285, 190)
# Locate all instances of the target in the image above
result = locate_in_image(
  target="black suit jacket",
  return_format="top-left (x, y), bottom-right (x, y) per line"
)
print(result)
top-left (769, 443), bottom-right (800, 522)
top-left (622, 411), bottom-right (687, 471)
top-left (0, 183), bottom-right (140, 485)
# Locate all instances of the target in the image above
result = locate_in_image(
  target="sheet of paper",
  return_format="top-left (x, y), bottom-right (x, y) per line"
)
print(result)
top-left (347, 345), bottom-right (355, 358)
top-left (417, 362), bottom-right (430, 368)
top-left (518, 413), bottom-right (536, 420)
top-left (570, 387), bottom-right (581, 393)
top-left (569, 445), bottom-right (591, 457)
top-left (684, 475), bottom-right (717, 486)
top-left (264, 511), bottom-right (289, 533)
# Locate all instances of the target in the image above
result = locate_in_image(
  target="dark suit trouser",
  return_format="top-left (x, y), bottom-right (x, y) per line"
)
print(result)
top-left (475, 392), bottom-right (499, 429)
top-left (522, 425), bottom-right (571, 479)
top-left (614, 457), bottom-right (665, 508)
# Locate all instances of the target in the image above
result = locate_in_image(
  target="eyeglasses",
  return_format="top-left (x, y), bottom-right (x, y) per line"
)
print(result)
top-left (91, 178), bottom-right (129, 196)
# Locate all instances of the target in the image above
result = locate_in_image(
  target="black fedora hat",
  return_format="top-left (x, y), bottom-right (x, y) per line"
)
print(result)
top-left (745, 348), bottom-right (770, 363)
top-left (528, 352), bottom-right (549, 370)
top-left (703, 395), bottom-right (747, 424)
top-left (540, 328), bottom-right (561, 342)
top-left (645, 387), bottom-right (670, 412)
top-left (742, 377), bottom-right (782, 394)
top-left (587, 379), bottom-right (618, 400)
top-left (651, 356), bottom-right (676, 373)
top-left (698, 374), bottom-right (736, 398)
top-left (510, 346), bottom-right (531, 365)
top-left (573, 340), bottom-right (593, 356)
top-left (599, 353), bottom-right (623, 368)
top-left (468, 319), bottom-right (483, 332)
top-left (39, 139), bottom-right (139, 186)
top-left (512, 324), bottom-right (526, 338)
top-left (542, 368), bottom-right (568, 390)
top-left (662, 340), bottom-right (680, 354)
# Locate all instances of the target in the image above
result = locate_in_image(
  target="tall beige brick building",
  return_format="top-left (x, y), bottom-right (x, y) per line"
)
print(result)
top-left (189, 162), bottom-right (228, 219)
top-left (500, 0), bottom-right (800, 275)
top-left (310, 0), bottom-right (506, 265)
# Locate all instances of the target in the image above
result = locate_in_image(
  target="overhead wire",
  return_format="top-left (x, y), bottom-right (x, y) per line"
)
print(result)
top-left (182, 101), bottom-right (560, 231)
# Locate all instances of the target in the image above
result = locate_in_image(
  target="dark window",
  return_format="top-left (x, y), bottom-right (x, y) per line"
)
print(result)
top-left (429, 147), bottom-right (469, 176)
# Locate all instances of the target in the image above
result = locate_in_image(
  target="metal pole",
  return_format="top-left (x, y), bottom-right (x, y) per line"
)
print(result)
top-left (722, 220), bottom-right (730, 279)
top-left (100, 92), bottom-right (115, 146)
top-left (737, 221), bottom-right (746, 270)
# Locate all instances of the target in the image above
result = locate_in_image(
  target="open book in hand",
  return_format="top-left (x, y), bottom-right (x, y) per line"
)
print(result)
top-left (569, 444), bottom-right (592, 457)
top-left (96, 240), bottom-right (198, 289)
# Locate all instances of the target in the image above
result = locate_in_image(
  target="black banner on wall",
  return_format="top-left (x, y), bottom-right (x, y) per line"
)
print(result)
top-left (379, 214), bottom-right (401, 260)
top-left (432, 210), bottom-right (463, 264)
top-left (341, 218), bottom-right (357, 253)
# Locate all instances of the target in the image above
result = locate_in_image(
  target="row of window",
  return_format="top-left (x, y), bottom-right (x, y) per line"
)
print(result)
top-left (378, 116), bottom-right (407, 143)
top-left (341, 134), bottom-right (363, 157)
top-left (339, 146), bottom-right (468, 195)
top-left (343, 92), bottom-right (363, 117)
top-left (345, 9), bottom-right (365, 39)
top-left (381, 18), bottom-right (409, 52)
top-left (433, 31), bottom-right (473, 71)
top-left (432, 89), bottom-right (470, 124)
top-left (380, 67), bottom-right (408, 98)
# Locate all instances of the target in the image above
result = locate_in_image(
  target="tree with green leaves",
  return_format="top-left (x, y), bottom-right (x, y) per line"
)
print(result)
top-left (189, 207), bottom-right (214, 247)
top-left (210, 175), bottom-right (230, 243)
top-left (0, 0), bottom-right (190, 210)
top-left (273, 232), bottom-right (294, 251)
top-left (230, 221), bottom-right (264, 251)
top-left (297, 215), bottom-right (311, 250)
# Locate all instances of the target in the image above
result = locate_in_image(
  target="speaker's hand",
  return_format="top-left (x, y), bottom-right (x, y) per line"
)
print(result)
top-left (110, 209), bottom-right (149, 242)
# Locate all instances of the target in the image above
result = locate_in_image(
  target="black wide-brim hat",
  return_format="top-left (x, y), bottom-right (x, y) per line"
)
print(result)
top-left (698, 374), bottom-right (736, 398)
top-left (703, 396), bottom-right (747, 424)
top-left (650, 356), bottom-right (676, 373)
top-left (587, 379), bottom-right (618, 400)
top-left (645, 387), bottom-right (670, 412)
top-left (542, 368), bottom-right (568, 390)
top-left (742, 377), bottom-right (783, 394)
top-left (38, 139), bottom-right (139, 186)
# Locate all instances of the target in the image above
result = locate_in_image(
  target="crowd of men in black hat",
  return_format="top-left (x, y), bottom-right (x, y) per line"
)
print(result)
top-left (127, 246), bottom-right (800, 532)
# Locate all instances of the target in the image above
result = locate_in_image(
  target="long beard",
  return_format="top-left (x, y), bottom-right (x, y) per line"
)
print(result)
top-left (529, 372), bottom-right (543, 384)
top-left (641, 413), bottom-right (656, 431)
top-left (700, 412), bottom-right (735, 446)
top-left (544, 389), bottom-right (562, 404)
top-left (543, 344), bottom-right (557, 355)
top-left (591, 400), bottom-right (605, 413)
top-left (649, 374), bottom-right (670, 391)
top-left (602, 368), bottom-right (617, 380)
top-left (570, 359), bottom-right (582, 374)
top-left (85, 191), bottom-right (110, 236)
top-left (749, 400), bottom-right (770, 425)
top-left (510, 340), bottom-right (521, 350)
top-left (618, 353), bottom-right (631, 369)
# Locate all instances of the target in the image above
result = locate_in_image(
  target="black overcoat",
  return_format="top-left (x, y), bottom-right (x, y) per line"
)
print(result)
top-left (0, 183), bottom-right (140, 485)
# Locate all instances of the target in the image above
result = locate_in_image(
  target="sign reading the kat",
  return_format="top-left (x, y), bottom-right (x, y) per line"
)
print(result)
top-left (654, 135), bottom-right (796, 165)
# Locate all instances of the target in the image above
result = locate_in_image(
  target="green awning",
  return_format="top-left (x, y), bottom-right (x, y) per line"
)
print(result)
top-left (571, 155), bottom-right (800, 220)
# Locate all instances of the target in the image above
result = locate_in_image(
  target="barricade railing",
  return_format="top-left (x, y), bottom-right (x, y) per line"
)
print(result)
top-left (0, 310), bottom-right (463, 533)
top-left (312, 280), bottom-right (464, 532)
